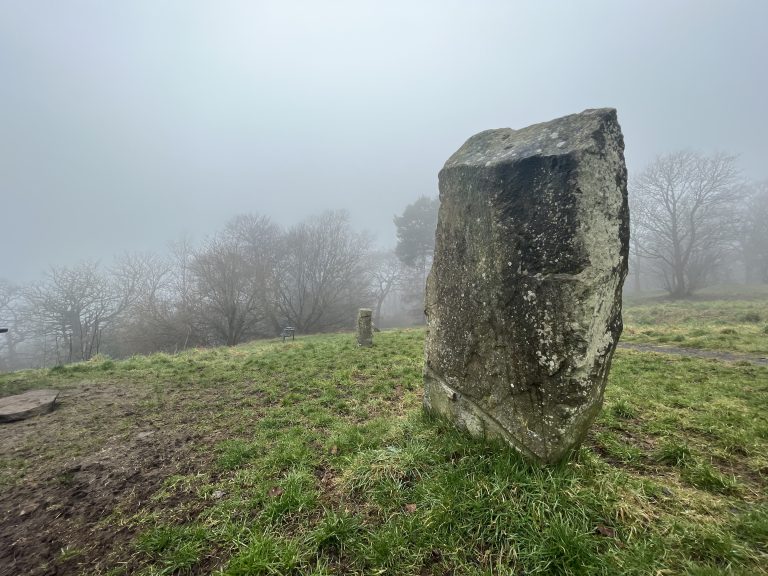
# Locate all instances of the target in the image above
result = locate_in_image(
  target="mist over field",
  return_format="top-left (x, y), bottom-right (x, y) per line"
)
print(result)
top-left (2, 4), bottom-right (768, 575)
top-left (2, 1), bottom-right (767, 281)
top-left (2, 1), bottom-right (768, 371)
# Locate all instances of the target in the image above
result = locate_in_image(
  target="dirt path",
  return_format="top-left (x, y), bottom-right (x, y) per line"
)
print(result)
top-left (617, 342), bottom-right (768, 367)
top-left (0, 382), bottom-right (219, 576)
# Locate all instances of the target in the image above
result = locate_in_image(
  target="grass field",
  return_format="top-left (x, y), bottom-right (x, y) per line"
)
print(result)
top-left (1, 292), bottom-right (767, 575)
top-left (622, 285), bottom-right (768, 356)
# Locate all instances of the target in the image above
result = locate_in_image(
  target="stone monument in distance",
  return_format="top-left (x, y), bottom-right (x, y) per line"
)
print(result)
top-left (357, 308), bottom-right (373, 347)
top-left (424, 108), bottom-right (629, 464)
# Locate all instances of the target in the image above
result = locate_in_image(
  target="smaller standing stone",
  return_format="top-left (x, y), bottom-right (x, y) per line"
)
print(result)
top-left (0, 389), bottom-right (60, 423)
top-left (357, 308), bottom-right (373, 347)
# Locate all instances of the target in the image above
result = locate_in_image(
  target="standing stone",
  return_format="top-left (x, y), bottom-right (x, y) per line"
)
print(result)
top-left (424, 108), bottom-right (629, 464)
top-left (357, 308), bottom-right (373, 347)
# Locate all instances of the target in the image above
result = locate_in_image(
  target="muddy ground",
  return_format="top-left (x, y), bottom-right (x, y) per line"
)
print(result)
top-left (0, 382), bottom-right (218, 576)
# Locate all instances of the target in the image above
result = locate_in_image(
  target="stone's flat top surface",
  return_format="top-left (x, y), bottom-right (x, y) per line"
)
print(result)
top-left (0, 389), bottom-right (59, 423)
top-left (443, 108), bottom-right (617, 170)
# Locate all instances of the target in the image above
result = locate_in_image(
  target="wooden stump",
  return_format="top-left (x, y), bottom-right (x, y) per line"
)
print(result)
top-left (0, 389), bottom-right (60, 423)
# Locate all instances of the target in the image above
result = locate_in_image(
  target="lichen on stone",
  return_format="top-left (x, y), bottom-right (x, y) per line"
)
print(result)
top-left (424, 108), bottom-right (629, 464)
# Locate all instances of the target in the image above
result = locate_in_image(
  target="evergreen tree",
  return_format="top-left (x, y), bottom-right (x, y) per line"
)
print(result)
top-left (393, 196), bottom-right (439, 322)
top-left (394, 196), bottom-right (439, 272)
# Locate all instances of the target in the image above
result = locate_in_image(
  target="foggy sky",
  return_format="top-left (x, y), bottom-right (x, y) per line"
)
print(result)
top-left (2, 1), bottom-right (767, 282)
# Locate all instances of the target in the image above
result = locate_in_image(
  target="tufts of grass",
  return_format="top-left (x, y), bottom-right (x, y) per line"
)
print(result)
top-left (732, 505), bottom-right (768, 553)
top-left (136, 524), bottom-right (209, 574)
top-left (57, 545), bottom-right (82, 562)
top-left (680, 462), bottom-right (742, 495)
top-left (610, 399), bottom-right (637, 419)
top-left (340, 442), bottom-right (432, 497)
top-left (739, 312), bottom-right (762, 323)
top-left (4, 326), bottom-right (768, 576)
top-left (259, 467), bottom-right (318, 525)
top-left (215, 439), bottom-right (261, 471)
top-left (654, 440), bottom-right (693, 466)
top-left (327, 418), bottom-right (394, 457)
top-left (309, 508), bottom-right (361, 555)
top-left (223, 531), bottom-right (307, 576)
top-left (594, 430), bottom-right (644, 463)
top-left (621, 289), bottom-right (768, 354)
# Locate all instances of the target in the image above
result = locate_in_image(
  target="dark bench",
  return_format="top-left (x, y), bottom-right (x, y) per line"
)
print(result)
top-left (281, 327), bottom-right (295, 342)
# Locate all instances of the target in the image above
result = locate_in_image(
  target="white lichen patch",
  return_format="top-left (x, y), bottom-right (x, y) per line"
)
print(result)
top-left (523, 290), bottom-right (536, 302)
top-left (458, 408), bottom-right (484, 436)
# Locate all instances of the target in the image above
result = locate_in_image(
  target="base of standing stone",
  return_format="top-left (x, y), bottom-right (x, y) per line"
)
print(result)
top-left (0, 389), bottom-right (60, 423)
top-left (423, 367), bottom-right (599, 463)
top-left (424, 368), bottom-right (506, 440)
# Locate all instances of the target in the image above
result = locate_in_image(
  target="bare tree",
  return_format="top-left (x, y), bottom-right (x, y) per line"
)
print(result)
top-left (0, 280), bottom-right (31, 371)
top-left (632, 151), bottom-right (743, 297)
top-left (221, 214), bottom-right (282, 333)
top-left (168, 237), bottom-right (208, 348)
top-left (189, 215), bottom-right (280, 346)
top-left (368, 250), bottom-right (403, 326)
top-left (627, 188), bottom-right (649, 293)
top-left (275, 211), bottom-right (371, 333)
top-left (27, 262), bottom-right (135, 364)
top-left (105, 252), bottom-right (193, 356)
top-left (738, 181), bottom-right (768, 284)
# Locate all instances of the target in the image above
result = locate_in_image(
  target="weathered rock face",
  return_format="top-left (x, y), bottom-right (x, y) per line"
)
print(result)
top-left (0, 389), bottom-right (59, 423)
top-left (424, 108), bottom-right (629, 464)
top-left (357, 308), bottom-right (373, 347)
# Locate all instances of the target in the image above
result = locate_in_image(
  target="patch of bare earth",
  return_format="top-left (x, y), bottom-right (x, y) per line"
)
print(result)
top-left (0, 383), bottom-right (214, 576)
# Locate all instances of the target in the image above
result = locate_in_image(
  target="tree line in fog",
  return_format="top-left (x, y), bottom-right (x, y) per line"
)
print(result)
top-left (0, 200), bottom-right (439, 371)
top-left (629, 151), bottom-right (767, 297)
top-left (1, 150), bottom-right (766, 371)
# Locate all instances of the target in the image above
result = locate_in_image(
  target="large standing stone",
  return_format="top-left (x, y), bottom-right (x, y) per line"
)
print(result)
top-left (357, 308), bottom-right (373, 347)
top-left (424, 108), bottom-right (629, 464)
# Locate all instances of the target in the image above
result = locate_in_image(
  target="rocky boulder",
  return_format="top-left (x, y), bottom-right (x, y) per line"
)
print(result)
top-left (424, 108), bottom-right (629, 463)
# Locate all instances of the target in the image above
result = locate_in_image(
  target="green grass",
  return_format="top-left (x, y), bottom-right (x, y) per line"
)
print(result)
top-left (622, 284), bottom-right (768, 354)
top-left (2, 326), bottom-right (767, 575)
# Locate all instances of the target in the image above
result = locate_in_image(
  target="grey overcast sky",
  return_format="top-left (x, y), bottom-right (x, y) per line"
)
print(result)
top-left (1, 1), bottom-right (766, 282)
